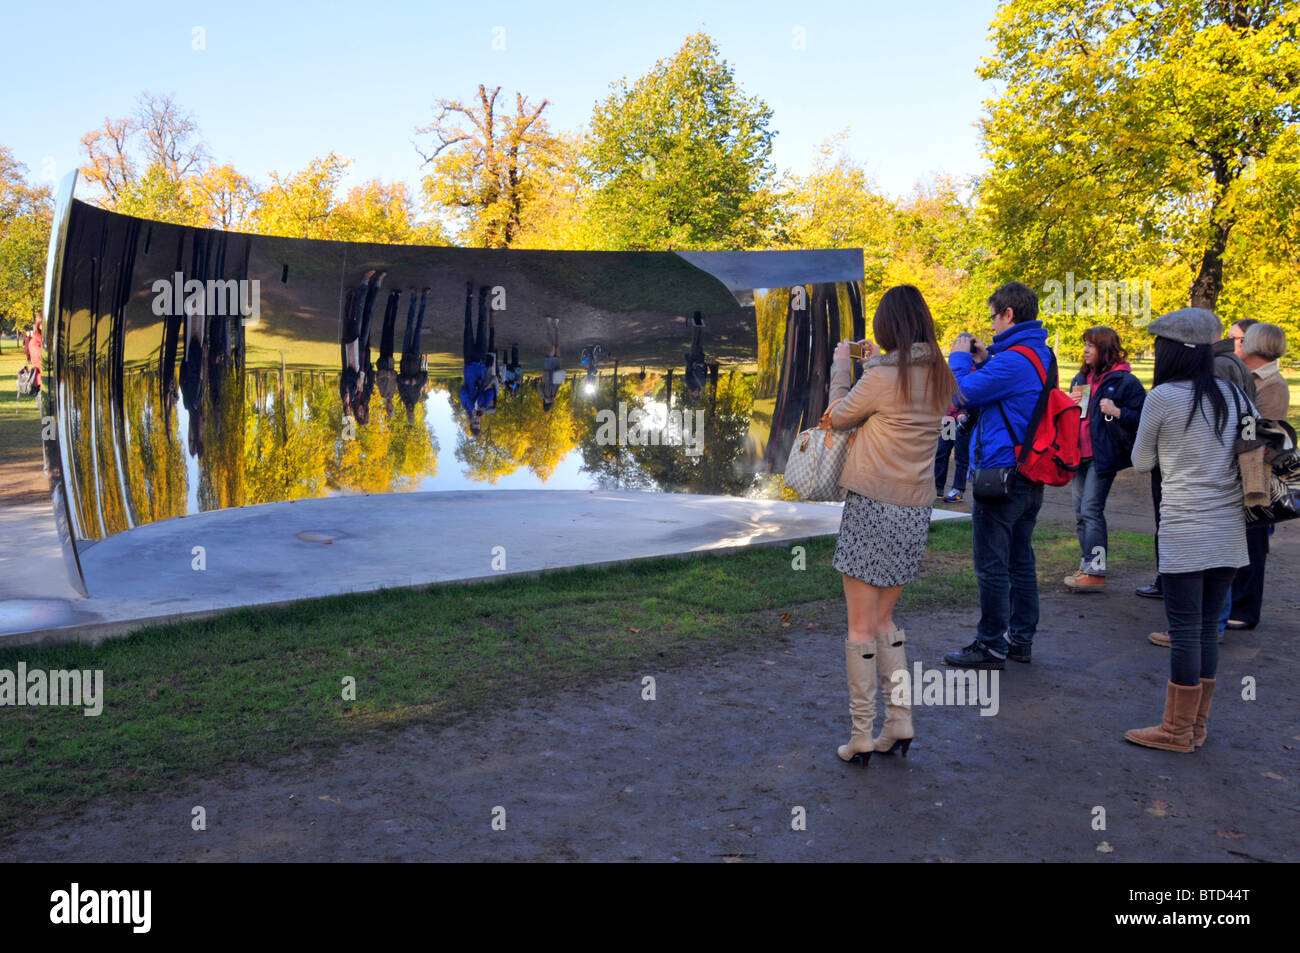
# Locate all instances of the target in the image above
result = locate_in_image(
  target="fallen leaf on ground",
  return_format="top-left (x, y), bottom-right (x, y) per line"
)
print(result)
top-left (1097, 842), bottom-right (1114, 853)
top-left (1216, 829), bottom-right (1246, 839)
top-left (1262, 772), bottom-right (1285, 781)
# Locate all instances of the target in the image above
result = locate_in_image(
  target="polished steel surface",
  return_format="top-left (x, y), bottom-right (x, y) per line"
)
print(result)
top-left (44, 197), bottom-right (863, 592)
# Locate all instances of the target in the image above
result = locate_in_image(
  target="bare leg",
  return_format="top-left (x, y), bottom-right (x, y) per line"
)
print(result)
top-left (874, 585), bottom-right (905, 634)
top-left (843, 575), bottom-right (880, 645)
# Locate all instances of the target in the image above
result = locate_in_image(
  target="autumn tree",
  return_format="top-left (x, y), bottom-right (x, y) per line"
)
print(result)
top-left (80, 93), bottom-right (212, 224)
top-left (583, 32), bottom-right (779, 250)
top-left (416, 84), bottom-right (558, 248)
top-left (0, 147), bottom-right (52, 342)
top-left (979, 0), bottom-right (1300, 314)
top-left (780, 133), bottom-right (893, 286)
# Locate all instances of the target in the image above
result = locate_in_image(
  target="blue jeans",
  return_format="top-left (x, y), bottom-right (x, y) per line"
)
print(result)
top-left (1162, 567), bottom-right (1235, 685)
top-left (934, 428), bottom-right (971, 494)
top-left (972, 476), bottom-right (1044, 651)
top-left (1072, 460), bottom-right (1116, 575)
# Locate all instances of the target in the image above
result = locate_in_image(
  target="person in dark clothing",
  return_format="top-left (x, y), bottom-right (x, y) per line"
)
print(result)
top-left (397, 287), bottom-right (430, 425)
top-left (340, 270), bottom-right (383, 426)
top-left (935, 333), bottom-right (976, 501)
top-left (1063, 326), bottom-right (1146, 592)
top-left (460, 282), bottom-right (497, 433)
top-left (375, 290), bottom-right (401, 419)
top-left (684, 312), bottom-right (709, 400)
top-left (179, 295), bottom-right (207, 458)
top-left (537, 316), bottom-right (564, 411)
top-left (1224, 322), bottom-right (1289, 630)
top-left (944, 282), bottom-right (1053, 670)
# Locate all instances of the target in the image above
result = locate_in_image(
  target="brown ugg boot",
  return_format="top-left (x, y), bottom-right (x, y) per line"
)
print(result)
top-left (837, 640), bottom-right (877, 767)
top-left (1124, 681), bottom-right (1201, 752)
top-left (873, 630), bottom-right (913, 755)
top-left (1192, 678), bottom-right (1215, 748)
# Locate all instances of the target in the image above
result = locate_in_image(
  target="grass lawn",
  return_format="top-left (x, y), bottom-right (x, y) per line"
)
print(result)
top-left (0, 517), bottom-right (1153, 834)
top-left (0, 344), bottom-right (42, 469)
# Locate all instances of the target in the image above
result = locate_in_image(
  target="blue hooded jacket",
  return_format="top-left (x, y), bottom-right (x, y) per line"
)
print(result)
top-left (958, 319), bottom-right (1053, 469)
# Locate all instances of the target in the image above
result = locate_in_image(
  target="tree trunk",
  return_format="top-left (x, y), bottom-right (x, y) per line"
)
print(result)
top-left (1188, 216), bottom-right (1234, 311)
top-left (1188, 152), bottom-right (1237, 311)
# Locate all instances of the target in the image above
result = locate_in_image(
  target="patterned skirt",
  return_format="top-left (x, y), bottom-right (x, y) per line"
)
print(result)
top-left (832, 491), bottom-right (932, 587)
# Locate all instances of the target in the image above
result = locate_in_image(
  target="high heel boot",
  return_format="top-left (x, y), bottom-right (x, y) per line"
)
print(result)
top-left (873, 629), bottom-right (913, 756)
top-left (837, 639), bottom-right (877, 767)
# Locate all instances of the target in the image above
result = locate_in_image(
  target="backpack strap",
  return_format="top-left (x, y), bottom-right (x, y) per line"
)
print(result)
top-left (990, 345), bottom-right (1056, 453)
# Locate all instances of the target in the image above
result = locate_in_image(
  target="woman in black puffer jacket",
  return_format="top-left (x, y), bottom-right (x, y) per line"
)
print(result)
top-left (1063, 326), bottom-right (1147, 592)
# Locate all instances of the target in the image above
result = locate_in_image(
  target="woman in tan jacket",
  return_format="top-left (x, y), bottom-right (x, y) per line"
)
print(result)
top-left (827, 285), bottom-right (957, 767)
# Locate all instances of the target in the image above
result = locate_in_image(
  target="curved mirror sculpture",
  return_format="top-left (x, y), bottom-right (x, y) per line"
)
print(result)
top-left (42, 176), bottom-right (864, 594)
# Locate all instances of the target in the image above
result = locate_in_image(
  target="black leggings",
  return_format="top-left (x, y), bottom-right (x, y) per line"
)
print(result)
top-left (463, 284), bottom-right (493, 363)
top-left (1162, 566), bottom-right (1235, 686)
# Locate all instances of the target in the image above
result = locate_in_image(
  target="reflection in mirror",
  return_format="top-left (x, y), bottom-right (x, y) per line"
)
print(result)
top-left (45, 200), bottom-right (863, 572)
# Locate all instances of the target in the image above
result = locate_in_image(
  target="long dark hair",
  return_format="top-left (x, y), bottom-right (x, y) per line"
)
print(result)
top-left (1080, 325), bottom-right (1127, 378)
top-left (1152, 337), bottom-right (1229, 438)
top-left (872, 285), bottom-right (957, 410)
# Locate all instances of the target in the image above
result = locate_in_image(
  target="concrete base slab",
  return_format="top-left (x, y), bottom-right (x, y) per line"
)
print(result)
top-left (0, 491), bottom-right (967, 646)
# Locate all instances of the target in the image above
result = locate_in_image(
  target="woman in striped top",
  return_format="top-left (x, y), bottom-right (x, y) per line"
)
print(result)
top-left (1126, 309), bottom-right (1251, 753)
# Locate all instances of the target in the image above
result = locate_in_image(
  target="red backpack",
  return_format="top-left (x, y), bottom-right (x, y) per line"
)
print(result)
top-left (995, 345), bottom-right (1081, 486)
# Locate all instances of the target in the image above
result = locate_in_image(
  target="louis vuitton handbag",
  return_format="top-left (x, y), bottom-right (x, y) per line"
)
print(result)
top-left (784, 400), bottom-right (855, 502)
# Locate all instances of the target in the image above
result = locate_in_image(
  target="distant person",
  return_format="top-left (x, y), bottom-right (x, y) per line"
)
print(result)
top-left (684, 312), bottom-right (708, 400)
top-left (1213, 318), bottom-right (1257, 400)
top-left (934, 332), bottom-right (975, 501)
top-left (498, 344), bottom-right (523, 394)
top-left (1063, 326), bottom-right (1145, 592)
top-left (375, 289), bottom-right (401, 419)
top-left (460, 282), bottom-right (498, 433)
top-left (1226, 317), bottom-right (1258, 360)
top-left (397, 287), bottom-right (430, 424)
top-left (943, 281), bottom-right (1053, 669)
top-left (340, 270), bottom-right (383, 426)
top-left (827, 285), bottom-right (958, 768)
top-left (1126, 309), bottom-right (1250, 752)
top-left (537, 316), bottom-right (565, 411)
top-left (24, 319), bottom-right (42, 390)
top-left (1137, 317), bottom-right (1258, 601)
top-left (1224, 322), bottom-right (1290, 631)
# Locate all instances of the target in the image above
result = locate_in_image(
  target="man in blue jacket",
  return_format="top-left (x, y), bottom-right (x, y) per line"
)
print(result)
top-left (944, 281), bottom-right (1054, 670)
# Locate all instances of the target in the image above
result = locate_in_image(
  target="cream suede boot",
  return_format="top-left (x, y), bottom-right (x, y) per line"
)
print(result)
top-left (873, 629), bottom-right (913, 755)
top-left (837, 639), bottom-right (877, 767)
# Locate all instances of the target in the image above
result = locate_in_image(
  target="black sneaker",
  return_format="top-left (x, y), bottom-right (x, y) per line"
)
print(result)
top-left (1135, 580), bottom-right (1163, 600)
top-left (1007, 642), bottom-right (1032, 664)
top-left (943, 640), bottom-right (1005, 670)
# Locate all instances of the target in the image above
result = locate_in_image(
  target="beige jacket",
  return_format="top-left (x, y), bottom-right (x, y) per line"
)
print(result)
top-left (828, 343), bottom-right (948, 507)
top-left (1252, 361), bottom-right (1290, 421)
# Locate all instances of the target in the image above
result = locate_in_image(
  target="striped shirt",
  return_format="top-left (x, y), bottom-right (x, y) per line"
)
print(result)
top-left (1132, 379), bottom-right (1250, 574)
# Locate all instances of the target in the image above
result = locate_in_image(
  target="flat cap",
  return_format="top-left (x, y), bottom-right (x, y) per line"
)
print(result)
top-left (1147, 308), bottom-right (1220, 346)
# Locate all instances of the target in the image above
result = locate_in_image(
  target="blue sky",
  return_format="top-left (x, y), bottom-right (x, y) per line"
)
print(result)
top-left (1, 0), bottom-right (1002, 202)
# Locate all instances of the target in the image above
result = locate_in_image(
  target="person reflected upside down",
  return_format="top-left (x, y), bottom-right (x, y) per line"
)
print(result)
top-left (460, 282), bottom-right (498, 434)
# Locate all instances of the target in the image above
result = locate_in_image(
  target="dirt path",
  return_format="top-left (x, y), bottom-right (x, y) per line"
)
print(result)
top-left (3, 476), bottom-right (1298, 862)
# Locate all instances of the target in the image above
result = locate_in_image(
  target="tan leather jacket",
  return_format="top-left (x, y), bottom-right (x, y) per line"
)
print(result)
top-left (828, 343), bottom-right (947, 507)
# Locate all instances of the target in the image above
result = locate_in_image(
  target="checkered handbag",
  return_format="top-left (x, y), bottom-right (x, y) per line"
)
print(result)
top-left (784, 400), bottom-right (855, 502)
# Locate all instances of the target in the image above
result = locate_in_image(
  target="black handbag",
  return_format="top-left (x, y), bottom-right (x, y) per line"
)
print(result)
top-left (1226, 384), bottom-right (1300, 525)
top-left (969, 406), bottom-right (1018, 503)
top-left (971, 465), bottom-right (1016, 503)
